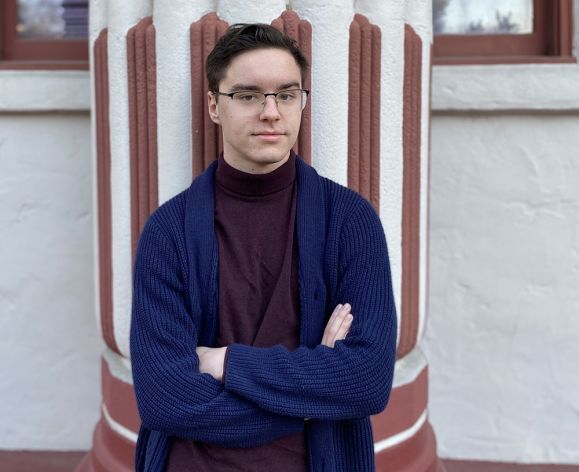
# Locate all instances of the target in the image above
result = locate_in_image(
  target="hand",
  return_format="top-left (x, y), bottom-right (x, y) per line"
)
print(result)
top-left (321, 303), bottom-right (353, 348)
top-left (196, 346), bottom-right (227, 382)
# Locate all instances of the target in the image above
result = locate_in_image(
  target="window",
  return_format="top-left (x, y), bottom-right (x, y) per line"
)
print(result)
top-left (0, 0), bottom-right (89, 69)
top-left (433, 0), bottom-right (574, 64)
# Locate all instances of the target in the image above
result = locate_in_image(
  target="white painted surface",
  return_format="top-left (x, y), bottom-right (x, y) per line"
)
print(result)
top-left (425, 113), bottom-right (579, 463)
top-left (405, 0), bottom-right (432, 346)
top-left (393, 345), bottom-right (428, 388)
top-left (354, 0), bottom-right (405, 343)
top-left (425, 1), bottom-right (579, 464)
top-left (292, 0), bottom-right (353, 186)
top-left (104, 348), bottom-right (134, 385)
top-left (0, 114), bottom-right (103, 449)
top-left (8, 0), bottom-right (578, 464)
top-left (155, 0), bottom-right (215, 204)
top-left (0, 71), bottom-right (90, 112)
top-left (217, 0), bottom-right (285, 24)
top-left (89, 0), bottom-right (108, 341)
top-left (107, 0), bottom-right (154, 358)
top-left (432, 64), bottom-right (579, 111)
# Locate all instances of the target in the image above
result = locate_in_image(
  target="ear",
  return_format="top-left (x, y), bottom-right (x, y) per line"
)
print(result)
top-left (207, 92), bottom-right (221, 125)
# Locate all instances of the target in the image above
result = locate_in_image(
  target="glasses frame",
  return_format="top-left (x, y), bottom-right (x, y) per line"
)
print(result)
top-left (214, 88), bottom-right (310, 111)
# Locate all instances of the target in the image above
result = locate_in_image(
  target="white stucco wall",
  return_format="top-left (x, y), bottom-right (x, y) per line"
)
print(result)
top-left (425, 1), bottom-right (579, 464)
top-left (0, 111), bottom-right (103, 449)
top-left (426, 113), bottom-right (579, 463)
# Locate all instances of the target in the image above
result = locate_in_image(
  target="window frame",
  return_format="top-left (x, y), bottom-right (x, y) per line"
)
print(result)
top-left (0, 0), bottom-right (88, 70)
top-left (433, 0), bottom-right (575, 65)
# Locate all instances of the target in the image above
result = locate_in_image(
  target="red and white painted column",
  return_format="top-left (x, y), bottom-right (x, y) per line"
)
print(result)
top-left (82, 1), bottom-right (441, 470)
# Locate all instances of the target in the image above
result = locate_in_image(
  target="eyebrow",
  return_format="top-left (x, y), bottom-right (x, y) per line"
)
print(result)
top-left (228, 81), bottom-right (301, 92)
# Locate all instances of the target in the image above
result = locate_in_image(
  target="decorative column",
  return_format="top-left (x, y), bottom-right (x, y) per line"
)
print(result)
top-left (81, 1), bottom-right (442, 470)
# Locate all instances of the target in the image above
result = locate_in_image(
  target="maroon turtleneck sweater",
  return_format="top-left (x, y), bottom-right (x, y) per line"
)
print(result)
top-left (166, 152), bottom-right (307, 471)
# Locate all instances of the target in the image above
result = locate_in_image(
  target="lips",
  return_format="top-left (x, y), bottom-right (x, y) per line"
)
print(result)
top-left (252, 131), bottom-right (286, 142)
top-left (253, 131), bottom-right (285, 136)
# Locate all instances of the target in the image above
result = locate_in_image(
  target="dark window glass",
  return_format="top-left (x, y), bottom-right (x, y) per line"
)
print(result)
top-left (17, 0), bottom-right (89, 39)
top-left (434, 0), bottom-right (533, 35)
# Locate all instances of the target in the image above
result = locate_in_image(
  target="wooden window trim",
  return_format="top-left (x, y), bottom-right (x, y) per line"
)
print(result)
top-left (0, 0), bottom-right (88, 70)
top-left (433, 0), bottom-right (575, 65)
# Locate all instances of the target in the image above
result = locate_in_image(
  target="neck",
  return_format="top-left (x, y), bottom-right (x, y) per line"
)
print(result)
top-left (222, 152), bottom-right (291, 175)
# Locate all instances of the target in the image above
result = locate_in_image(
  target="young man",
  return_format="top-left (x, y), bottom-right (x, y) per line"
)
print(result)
top-left (130, 23), bottom-right (397, 471)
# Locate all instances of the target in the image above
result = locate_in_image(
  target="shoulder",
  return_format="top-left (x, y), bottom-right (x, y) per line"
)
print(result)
top-left (296, 156), bottom-right (372, 221)
top-left (300, 160), bottom-right (380, 223)
top-left (143, 189), bottom-right (188, 240)
top-left (143, 161), bottom-right (216, 238)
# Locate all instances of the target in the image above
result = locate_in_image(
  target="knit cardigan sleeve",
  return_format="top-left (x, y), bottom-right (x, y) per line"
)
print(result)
top-left (130, 217), bottom-right (304, 447)
top-left (224, 197), bottom-right (397, 419)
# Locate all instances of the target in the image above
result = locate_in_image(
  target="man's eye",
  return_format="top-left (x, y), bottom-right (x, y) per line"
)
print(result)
top-left (277, 91), bottom-right (297, 101)
top-left (235, 92), bottom-right (259, 102)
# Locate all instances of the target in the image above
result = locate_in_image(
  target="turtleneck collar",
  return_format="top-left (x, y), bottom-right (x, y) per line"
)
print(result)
top-left (216, 151), bottom-right (296, 196)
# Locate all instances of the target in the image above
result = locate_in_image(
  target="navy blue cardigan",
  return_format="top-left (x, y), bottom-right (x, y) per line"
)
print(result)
top-left (130, 157), bottom-right (397, 471)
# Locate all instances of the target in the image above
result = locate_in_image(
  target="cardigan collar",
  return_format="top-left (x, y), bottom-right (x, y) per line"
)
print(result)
top-left (184, 155), bottom-right (327, 348)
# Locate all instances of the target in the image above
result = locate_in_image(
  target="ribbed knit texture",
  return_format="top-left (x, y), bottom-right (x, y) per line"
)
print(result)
top-left (130, 157), bottom-right (397, 472)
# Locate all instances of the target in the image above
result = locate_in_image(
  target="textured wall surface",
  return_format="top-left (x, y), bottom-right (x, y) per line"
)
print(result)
top-left (426, 0), bottom-right (579, 464)
top-left (425, 113), bottom-right (579, 463)
top-left (0, 114), bottom-right (103, 449)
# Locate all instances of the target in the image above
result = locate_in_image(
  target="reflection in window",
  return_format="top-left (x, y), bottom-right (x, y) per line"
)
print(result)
top-left (17, 0), bottom-right (89, 39)
top-left (434, 0), bottom-right (533, 35)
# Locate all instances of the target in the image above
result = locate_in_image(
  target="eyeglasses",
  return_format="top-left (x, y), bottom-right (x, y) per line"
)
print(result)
top-left (214, 89), bottom-right (309, 112)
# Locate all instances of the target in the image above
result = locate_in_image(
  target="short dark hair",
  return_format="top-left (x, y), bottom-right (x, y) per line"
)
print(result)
top-left (206, 23), bottom-right (309, 93)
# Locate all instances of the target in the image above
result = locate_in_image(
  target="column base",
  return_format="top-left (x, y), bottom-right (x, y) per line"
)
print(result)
top-left (376, 420), bottom-right (445, 472)
top-left (75, 419), bottom-right (134, 472)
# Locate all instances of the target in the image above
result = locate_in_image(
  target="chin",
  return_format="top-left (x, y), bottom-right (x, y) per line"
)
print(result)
top-left (253, 150), bottom-right (291, 164)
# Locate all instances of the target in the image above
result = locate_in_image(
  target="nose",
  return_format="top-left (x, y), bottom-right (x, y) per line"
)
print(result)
top-left (260, 95), bottom-right (281, 120)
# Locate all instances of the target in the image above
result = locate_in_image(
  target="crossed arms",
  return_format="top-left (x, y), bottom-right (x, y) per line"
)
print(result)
top-left (130, 199), bottom-right (396, 448)
top-left (196, 303), bottom-right (354, 382)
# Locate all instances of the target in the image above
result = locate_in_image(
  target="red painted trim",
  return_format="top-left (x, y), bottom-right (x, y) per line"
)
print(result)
top-left (424, 43), bottom-right (433, 343)
top-left (369, 24), bottom-right (381, 211)
top-left (297, 20), bottom-right (312, 165)
top-left (128, 17), bottom-right (158, 264)
top-left (398, 24), bottom-right (422, 360)
top-left (146, 24), bottom-right (159, 214)
top-left (94, 29), bottom-right (120, 355)
top-left (190, 13), bottom-right (228, 177)
top-left (272, 11), bottom-right (313, 165)
top-left (77, 419), bottom-right (134, 472)
top-left (348, 18), bottom-right (361, 194)
top-left (348, 14), bottom-right (381, 212)
top-left (190, 16), bottom-right (205, 177)
top-left (127, 22), bottom-right (139, 263)
top-left (358, 16), bottom-right (372, 201)
top-left (375, 420), bottom-right (443, 472)
top-left (101, 358), bottom-right (140, 434)
top-left (0, 61), bottom-right (88, 70)
top-left (0, 450), bottom-right (85, 472)
top-left (443, 461), bottom-right (579, 472)
top-left (3, 450), bottom-right (568, 472)
top-left (371, 366), bottom-right (428, 442)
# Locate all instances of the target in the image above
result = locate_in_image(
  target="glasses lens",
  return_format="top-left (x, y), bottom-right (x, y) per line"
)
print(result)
top-left (232, 91), bottom-right (262, 104)
top-left (230, 90), bottom-right (307, 111)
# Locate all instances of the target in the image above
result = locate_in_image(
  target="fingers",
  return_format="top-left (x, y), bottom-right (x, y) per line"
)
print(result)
top-left (321, 303), bottom-right (354, 348)
top-left (321, 304), bottom-right (347, 346)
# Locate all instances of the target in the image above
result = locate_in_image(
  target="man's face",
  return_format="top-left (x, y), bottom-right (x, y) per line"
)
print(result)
top-left (208, 48), bottom-right (304, 174)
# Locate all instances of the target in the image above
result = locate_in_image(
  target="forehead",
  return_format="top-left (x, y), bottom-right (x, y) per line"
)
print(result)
top-left (221, 48), bottom-right (302, 89)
